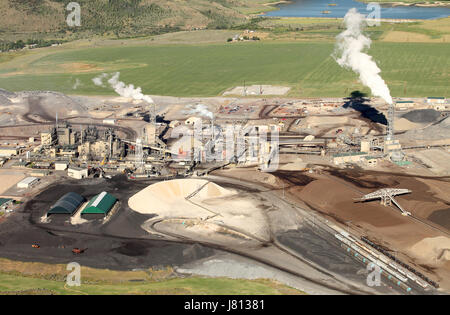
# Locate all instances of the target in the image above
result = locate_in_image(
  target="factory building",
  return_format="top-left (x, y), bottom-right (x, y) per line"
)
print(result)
top-left (81, 191), bottom-right (117, 217)
top-left (426, 97), bottom-right (446, 104)
top-left (103, 119), bottom-right (116, 125)
top-left (57, 125), bottom-right (76, 146)
top-left (360, 139), bottom-right (371, 153)
top-left (17, 177), bottom-right (39, 189)
top-left (333, 152), bottom-right (367, 165)
top-left (364, 156), bottom-right (379, 167)
top-left (0, 147), bottom-right (19, 157)
top-left (47, 192), bottom-right (85, 216)
top-left (41, 130), bottom-right (56, 146)
top-left (68, 166), bottom-right (88, 179)
top-left (32, 162), bottom-right (52, 169)
top-left (0, 198), bottom-right (13, 210)
top-left (143, 124), bottom-right (156, 145)
top-left (395, 101), bottom-right (415, 110)
top-left (78, 139), bottom-right (124, 160)
top-left (30, 170), bottom-right (50, 177)
top-left (55, 161), bottom-right (68, 171)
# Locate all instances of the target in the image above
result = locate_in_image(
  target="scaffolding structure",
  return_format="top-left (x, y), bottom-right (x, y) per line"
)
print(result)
top-left (356, 188), bottom-right (412, 216)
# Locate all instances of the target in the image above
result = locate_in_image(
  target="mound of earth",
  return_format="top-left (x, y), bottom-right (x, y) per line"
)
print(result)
top-left (399, 116), bottom-right (450, 141)
top-left (0, 95), bottom-right (12, 105)
top-left (128, 179), bottom-right (234, 216)
top-left (0, 88), bottom-right (17, 98)
top-left (409, 236), bottom-right (450, 264)
top-left (128, 178), bottom-right (270, 240)
top-left (395, 117), bottom-right (424, 131)
top-left (402, 109), bottom-right (440, 123)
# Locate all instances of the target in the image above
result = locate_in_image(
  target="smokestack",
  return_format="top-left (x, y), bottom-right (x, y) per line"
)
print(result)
top-left (387, 102), bottom-right (395, 141)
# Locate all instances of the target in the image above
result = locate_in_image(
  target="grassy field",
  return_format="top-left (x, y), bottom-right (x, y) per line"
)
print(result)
top-left (0, 273), bottom-right (303, 295)
top-left (0, 259), bottom-right (302, 295)
top-left (0, 39), bottom-right (447, 98)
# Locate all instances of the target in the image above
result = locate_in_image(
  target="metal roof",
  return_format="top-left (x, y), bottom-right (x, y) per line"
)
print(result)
top-left (333, 152), bottom-right (367, 158)
top-left (0, 198), bottom-right (12, 206)
top-left (48, 192), bottom-right (85, 215)
top-left (82, 192), bottom-right (117, 215)
top-left (17, 177), bottom-right (39, 185)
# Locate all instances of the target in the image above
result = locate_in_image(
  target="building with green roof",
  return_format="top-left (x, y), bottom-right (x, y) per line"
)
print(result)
top-left (81, 192), bottom-right (117, 216)
top-left (0, 198), bottom-right (13, 210)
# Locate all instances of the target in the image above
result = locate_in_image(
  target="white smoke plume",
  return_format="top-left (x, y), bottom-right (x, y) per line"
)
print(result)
top-left (92, 72), bottom-right (153, 103)
top-left (184, 103), bottom-right (214, 119)
top-left (333, 8), bottom-right (393, 104)
top-left (92, 73), bottom-right (108, 87)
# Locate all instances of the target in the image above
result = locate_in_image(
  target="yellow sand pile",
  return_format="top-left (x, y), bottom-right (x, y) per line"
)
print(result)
top-left (395, 118), bottom-right (424, 131)
top-left (409, 236), bottom-right (450, 264)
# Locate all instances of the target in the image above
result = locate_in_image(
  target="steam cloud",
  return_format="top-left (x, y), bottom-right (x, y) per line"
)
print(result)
top-left (92, 72), bottom-right (153, 103)
top-left (184, 104), bottom-right (214, 120)
top-left (333, 8), bottom-right (393, 104)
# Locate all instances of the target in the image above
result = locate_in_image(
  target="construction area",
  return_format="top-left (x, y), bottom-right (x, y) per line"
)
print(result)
top-left (0, 87), bottom-right (449, 295)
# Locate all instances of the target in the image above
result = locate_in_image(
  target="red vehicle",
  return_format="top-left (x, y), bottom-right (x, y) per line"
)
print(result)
top-left (72, 248), bottom-right (87, 255)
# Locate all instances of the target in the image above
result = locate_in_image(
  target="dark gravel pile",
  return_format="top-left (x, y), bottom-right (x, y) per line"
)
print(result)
top-left (402, 109), bottom-right (441, 123)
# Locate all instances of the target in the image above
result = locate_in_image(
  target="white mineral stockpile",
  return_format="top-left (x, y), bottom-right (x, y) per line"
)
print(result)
top-left (128, 179), bottom-right (270, 240)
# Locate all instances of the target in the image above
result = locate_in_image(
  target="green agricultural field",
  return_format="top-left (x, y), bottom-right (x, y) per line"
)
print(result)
top-left (0, 258), bottom-right (303, 295)
top-left (0, 41), bottom-right (448, 98)
top-left (0, 273), bottom-right (302, 295)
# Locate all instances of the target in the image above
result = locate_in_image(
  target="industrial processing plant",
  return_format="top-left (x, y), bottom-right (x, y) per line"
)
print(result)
top-left (0, 3), bottom-right (448, 297)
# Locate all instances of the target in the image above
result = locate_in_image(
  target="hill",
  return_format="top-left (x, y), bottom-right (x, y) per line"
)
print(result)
top-left (0, 0), bottom-right (279, 42)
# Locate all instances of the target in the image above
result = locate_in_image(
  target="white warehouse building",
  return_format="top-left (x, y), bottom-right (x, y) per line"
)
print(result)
top-left (17, 177), bottom-right (39, 189)
top-left (68, 167), bottom-right (88, 179)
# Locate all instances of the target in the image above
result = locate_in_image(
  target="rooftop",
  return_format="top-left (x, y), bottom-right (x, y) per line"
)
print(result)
top-left (333, 152), bottom-right (367, 158)
top-left (17, 177), bottom-right (39, 185)
top-left (0, 198), bottom-right (12, 206)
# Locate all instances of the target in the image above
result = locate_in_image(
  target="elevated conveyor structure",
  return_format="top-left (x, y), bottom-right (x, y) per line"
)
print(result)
top-left (355, 188), bottom-right (412, 216)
